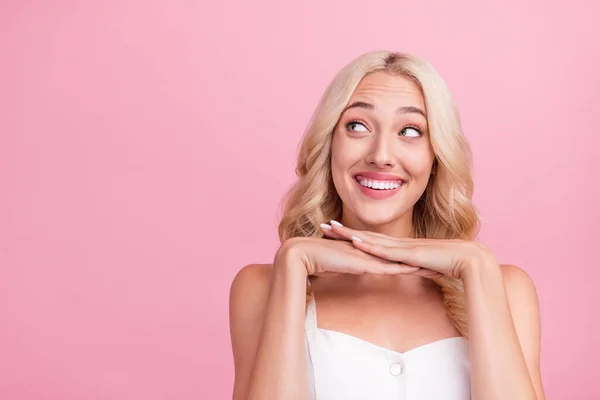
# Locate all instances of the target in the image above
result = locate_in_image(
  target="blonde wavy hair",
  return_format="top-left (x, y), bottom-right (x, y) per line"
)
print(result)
top-left (277, 51), bottom-right (481, 339)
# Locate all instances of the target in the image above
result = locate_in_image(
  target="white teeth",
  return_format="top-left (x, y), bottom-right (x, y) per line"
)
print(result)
top-left (358, 179), bottom-right (402, 190)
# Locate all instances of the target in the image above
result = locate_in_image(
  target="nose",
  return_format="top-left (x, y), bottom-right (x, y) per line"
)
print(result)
top-left (365, 132), bottom-right (397, 169)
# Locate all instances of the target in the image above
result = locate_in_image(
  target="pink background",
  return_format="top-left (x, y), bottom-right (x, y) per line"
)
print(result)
top-left (1, 1), bottom-right (598, 399)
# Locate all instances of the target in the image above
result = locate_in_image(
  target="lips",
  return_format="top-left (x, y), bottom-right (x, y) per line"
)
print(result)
top-left (354, 175), bottom-right (403, 185)
top-left (353, 171), bottom-right (406, 182)
top-left (354, 175), bottom-right (405, 200)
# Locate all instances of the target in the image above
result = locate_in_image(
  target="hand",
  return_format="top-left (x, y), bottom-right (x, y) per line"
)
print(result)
top-left (277, 236), bottom-right (439, 278)
top-left (322, 220), bottom-right (495, 280)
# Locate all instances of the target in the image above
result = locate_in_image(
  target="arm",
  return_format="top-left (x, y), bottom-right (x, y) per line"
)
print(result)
top-left (229, 245), bottom-right (309, 400)
top-left (464, 257), bottom-right (545, 400)
top-left (319, 222), bottom-right (546, 398)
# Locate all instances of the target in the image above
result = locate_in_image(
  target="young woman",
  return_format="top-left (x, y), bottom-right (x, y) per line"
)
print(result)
top-left (229, 51), bottom-right (545, 400)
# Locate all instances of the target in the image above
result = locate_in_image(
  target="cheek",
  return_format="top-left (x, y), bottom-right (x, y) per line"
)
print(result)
top-left (330, 135), bottom-right (356, 173)
top-left (404, 150), bottom-right (435, 178)
top-left (330, 136), bottom-right (360, 192)
top-left (330, 147), bottom-right (349, 190)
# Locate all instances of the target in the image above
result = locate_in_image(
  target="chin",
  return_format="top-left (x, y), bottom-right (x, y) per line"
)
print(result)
top-left (352, 205), bottom-right (407, 227)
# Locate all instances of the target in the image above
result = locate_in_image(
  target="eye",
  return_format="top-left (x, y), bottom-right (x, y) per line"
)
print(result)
top-left (346, 120), bottom-right (368, 132)
top-left (400, 126), bottom-right (422, 138)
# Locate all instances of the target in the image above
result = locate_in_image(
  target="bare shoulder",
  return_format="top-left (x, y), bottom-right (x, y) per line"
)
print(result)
top-left (229, 264), bottom-right (274, 399)
top-left (499, 264), bottom-right (539, 299)
top-left (229, 263), bottom-right (273, 309)
top-left (230, 263), bottom-right (273, 290)
top-left (498, 263), bottom-right (540, 314)
top-left (498, 264), bottom-right (541, 345)
top-left (499, 263), bottom-right (534, 282)
top-left (229, 264), bottom-right (273, 355)
top-left (499, 264), bottom-right (545, 398)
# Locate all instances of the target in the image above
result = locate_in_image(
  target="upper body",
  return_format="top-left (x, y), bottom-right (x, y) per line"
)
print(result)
top-left (232, 261), bottom-right (542, 400)
top-left (229, 51), bottom-right (546, 400)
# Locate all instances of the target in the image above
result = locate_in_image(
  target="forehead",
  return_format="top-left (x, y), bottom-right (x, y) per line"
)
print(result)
top-left (349, 71), bottom-right (425, 110)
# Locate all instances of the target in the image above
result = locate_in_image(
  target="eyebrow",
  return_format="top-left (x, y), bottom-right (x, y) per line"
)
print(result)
top-left (343, 101), bottom-right (426, 118)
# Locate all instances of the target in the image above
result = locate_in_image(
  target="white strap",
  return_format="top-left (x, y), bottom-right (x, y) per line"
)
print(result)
top-left (305, 296), bottom-right (317, 331)
top-left (304, 293), bottom-right (318, 399)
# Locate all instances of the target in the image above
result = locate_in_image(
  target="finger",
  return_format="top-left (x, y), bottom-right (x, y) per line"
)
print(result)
top-left (357, 231), bottom-right (399, 246)
top-left (352, 252), bottom-right (420, 275)
top-left (409, 269), bottom-right (444, 278)
top-left (327, 220), bottom-right (356, 240)
top-left (320, 224), bottom-right (349, 241)
top-left (312, 271), bottom-right (343, 278)
top-left (352, 238), bottom-right (447, 277)
top-left (329, 221), bottom-right (404, 246)
top-left (364, 263), bottom-right (420, 275)
top-left (366, 231), bottom-right (396, 239)
top-left (358, 229), bottom-right (400, 241)
top-left (350, 236), bottom-right (412, 264)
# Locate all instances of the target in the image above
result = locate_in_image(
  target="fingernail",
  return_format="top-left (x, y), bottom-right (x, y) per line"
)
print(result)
top-left (351, 236), bottom-right (362, 242)
top-left (330, 220), bottom-right (343, 227)
top-left (320, 223), bottom-right (332, 230)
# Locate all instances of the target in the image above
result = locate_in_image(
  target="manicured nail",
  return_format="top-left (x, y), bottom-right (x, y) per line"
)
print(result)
top-left (330, 220), bottom-right (343, 227)
top-left (351, 236), bottom-right (362, 242)
top-left (320, 223), bottom-right (332, 230)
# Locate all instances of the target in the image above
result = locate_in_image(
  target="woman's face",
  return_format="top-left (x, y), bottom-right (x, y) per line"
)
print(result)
top-left (331, 71), bottom-right (435, 233)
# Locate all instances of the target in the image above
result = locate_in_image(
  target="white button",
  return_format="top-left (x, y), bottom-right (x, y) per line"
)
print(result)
top-left (389, 363), bottom-right (403, 376)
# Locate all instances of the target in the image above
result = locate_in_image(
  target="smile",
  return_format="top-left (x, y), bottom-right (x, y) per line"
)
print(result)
top-left (356, 176), bottom-right (403, 190)
top-left (354, 175), bottom-right (405, 200)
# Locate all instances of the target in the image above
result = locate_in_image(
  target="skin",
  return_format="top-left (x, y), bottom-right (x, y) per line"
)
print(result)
top-left (330, 71), bottom-right (434, 237)
top-left (229, 71), bottom-right (545, 399)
